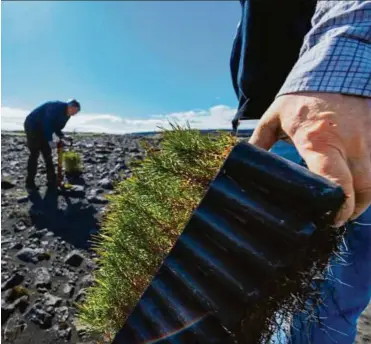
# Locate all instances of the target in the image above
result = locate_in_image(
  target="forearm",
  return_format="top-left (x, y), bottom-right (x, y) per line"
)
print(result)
top-left (278, 1), bottom-right (371, 98)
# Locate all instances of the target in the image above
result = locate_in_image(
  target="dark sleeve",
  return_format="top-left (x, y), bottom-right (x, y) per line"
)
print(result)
top-left (55, 111), bottom-right (70, 139)
top-left (55, 128), bottom-right (64, 139)
top-left (42, 102), bottom-right (66, 141)
top-left (42, 106), bottom-right (55, 142)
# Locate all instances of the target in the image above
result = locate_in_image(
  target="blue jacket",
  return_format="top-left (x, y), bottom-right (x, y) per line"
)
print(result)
top-left (230, 0), bottom-right (316, 127)
top-left (24, 101), bottom-right (70, 142)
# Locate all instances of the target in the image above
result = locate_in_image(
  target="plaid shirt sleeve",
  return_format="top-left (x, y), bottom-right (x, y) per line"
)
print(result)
top-left (277, 1), bottom-right (371, 98)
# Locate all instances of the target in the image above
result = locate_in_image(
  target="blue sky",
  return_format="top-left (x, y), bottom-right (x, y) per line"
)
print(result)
top-left (2, 1), bottom-right (255, 133)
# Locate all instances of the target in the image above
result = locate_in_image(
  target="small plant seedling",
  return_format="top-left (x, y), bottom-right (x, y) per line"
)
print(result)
top-left (63, 151), bottom-right (82, 175)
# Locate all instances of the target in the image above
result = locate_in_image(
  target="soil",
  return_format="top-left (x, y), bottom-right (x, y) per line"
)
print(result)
top-left (1, 132), bottom-right (159, 343)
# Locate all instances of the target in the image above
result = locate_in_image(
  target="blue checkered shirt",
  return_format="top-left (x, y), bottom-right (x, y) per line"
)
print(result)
top-left (278, 1), bottom-right (371, 98)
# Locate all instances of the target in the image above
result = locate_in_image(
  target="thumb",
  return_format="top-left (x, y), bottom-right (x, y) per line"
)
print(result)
top-left (249, 112), bottom-right (281, 150)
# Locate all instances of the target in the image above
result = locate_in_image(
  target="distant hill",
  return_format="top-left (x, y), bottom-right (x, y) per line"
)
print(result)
top-left (1, 128), bottom-right (254, 137)
top-left (127, 128), bottom-right (254, 137)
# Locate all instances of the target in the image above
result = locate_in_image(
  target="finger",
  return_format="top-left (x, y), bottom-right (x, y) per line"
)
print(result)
top-left (348, 156), bottom-right (371, 220)
top-left (249, 112), bottom-right (281, 150)
top-left (298, 148), bottom-right (355, 227)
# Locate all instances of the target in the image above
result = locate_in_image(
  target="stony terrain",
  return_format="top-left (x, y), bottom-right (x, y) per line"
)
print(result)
top-left (1, 132), bottom-right (160, 344)
top-left (1, 132), bottom-right (370, 343)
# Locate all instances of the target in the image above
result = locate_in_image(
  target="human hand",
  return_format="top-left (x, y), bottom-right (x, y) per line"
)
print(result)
top-left (63, 135), bottom-right (73, 142)
top-left (62, 135), bottom-right (73, 146)
top-left (249, 92), bottom-right (371, 227)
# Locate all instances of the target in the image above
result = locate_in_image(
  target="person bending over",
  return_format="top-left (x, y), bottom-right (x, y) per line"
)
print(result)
top-left (23, 98), bottom-right (81, 192)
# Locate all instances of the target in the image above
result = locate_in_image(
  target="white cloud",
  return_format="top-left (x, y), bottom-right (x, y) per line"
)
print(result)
top-left (1, 105), bottom-right (258, 134)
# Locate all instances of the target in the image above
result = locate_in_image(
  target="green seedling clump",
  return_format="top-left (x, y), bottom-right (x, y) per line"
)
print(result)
top-left (78, 124), bottom-right (236, 338)
top-left (63, 151), bottom-right (82, 174)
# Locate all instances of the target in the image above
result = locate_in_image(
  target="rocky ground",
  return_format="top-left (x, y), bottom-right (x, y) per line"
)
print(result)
top-left (1, 132), bottom-right (160, 344)
top-left (1, 132), bottom-right (370, 344)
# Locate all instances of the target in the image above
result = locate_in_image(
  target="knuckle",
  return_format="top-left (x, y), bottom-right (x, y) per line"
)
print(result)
top-left (298, 127), bottom-right (340, 152)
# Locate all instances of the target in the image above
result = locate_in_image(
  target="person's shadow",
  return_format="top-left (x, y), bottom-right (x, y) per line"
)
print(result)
top-left (28, 187), bottom-right (99, 250)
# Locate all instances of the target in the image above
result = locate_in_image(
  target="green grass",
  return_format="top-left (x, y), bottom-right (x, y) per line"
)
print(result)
top-left (77, 124), bottom-right (236, 338)
top-left (63, 151), bottom-right (82, 174)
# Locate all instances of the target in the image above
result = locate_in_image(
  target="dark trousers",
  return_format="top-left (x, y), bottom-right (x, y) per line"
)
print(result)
top-left (24, 127), bottom-right (56, 186)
